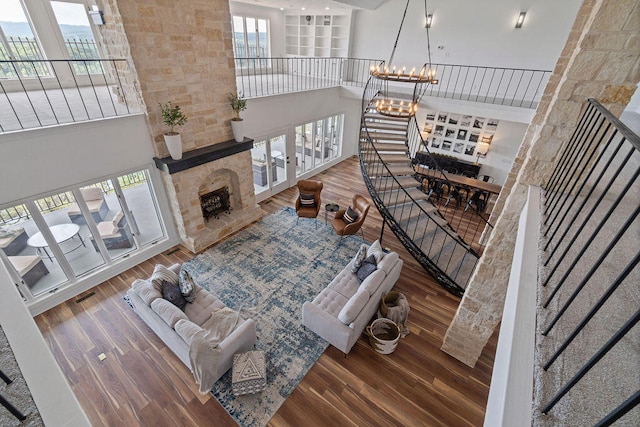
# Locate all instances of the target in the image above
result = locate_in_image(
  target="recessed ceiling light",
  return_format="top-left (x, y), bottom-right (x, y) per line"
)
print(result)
top-left (301, 8), bottom-right (305, 11)
top-left (325, 7), bottom-right (330, 10)
top-left (280, 7), bottom-right (284, 10)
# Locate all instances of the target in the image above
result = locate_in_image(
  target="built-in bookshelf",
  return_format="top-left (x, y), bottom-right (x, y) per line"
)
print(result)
top-left (285, 12), bottom-right (351, 57)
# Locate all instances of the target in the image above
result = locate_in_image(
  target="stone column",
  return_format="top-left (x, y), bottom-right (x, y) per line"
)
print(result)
top-left (442, 0), bottom-right (640, 367)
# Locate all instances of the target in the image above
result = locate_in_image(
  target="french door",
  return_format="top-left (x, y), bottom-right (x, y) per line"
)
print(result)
top-left (251, 132), bottom-right (295, 202)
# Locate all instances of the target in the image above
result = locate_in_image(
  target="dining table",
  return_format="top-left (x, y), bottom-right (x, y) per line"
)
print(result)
top-left (418, 169), bottom-right (503, 196)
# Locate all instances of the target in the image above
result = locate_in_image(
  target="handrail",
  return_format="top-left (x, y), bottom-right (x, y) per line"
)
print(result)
top-left (359, 73), bottom-right (482, 295)
top-left (0, 58), bottom-right (139, 132)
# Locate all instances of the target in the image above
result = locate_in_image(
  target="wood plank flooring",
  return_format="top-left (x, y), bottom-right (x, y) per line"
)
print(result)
top-left (36, 156), bottom-right (497, 426)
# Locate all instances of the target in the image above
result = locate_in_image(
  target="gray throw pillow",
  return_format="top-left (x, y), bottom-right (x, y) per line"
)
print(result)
top-left (179, 269), bottom-right (197, 303)
top-left (350, 244), bottom-right (369, 273)
top-left (356, 254), bottom-right (377, 282)
top-left (162, 280), bottom-right (187, 311)
top-left (151, 264), bottom-right (179, 292)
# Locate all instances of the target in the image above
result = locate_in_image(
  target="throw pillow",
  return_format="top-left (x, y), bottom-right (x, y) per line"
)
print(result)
top-left (343, 206), bottom-right (359, 224)
top-left (299, 193), bottom-right (316, 207)
top-left (151, 264), bottom-right (179, 292)
top-left (350, 244), bottom-right (369, 273)
top-left (356, 254), bottom-right (377, 282)
top-left (179, 268), bottom-right (197, 303)
top-left (161, 280), bottom-right (187, 311)
top-left (367, 239), bottom-right (385, 264)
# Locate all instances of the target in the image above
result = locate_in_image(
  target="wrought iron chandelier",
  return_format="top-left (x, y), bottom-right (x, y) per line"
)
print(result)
top-left (370, 0), bottom-right (438, 118)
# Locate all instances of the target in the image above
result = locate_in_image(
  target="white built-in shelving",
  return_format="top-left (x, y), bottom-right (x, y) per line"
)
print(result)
top-left (285, 12), bottom-right (352, 57)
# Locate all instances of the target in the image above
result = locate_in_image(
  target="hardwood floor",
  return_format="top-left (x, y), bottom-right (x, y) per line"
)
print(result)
top-left (36, 156), bottom-right (497, 426)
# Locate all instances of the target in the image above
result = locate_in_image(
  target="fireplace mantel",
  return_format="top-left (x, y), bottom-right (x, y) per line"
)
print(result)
top-left (153, 138), bottom-right (254, 174)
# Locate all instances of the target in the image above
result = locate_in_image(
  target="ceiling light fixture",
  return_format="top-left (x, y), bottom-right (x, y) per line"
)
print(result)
top-left (369, 0), bottom-right (438, 118)
top-left (515, 11), bottom-right (526, 29)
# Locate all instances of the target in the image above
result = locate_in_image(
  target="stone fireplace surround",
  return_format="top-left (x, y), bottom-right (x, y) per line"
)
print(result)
top-left (154, 138), bottom-right (263, 253)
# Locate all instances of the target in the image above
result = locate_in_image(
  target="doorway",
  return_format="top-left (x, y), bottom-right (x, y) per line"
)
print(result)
top-left (251, 132), bottom-right (294, 202)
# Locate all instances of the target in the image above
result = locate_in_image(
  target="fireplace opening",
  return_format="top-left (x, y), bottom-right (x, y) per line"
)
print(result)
top-left (200, 186), bottom-right (231, 221)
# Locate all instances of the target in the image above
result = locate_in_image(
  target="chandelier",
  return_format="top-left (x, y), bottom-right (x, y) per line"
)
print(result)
top-left (370, 0), bottom-right (437, 118)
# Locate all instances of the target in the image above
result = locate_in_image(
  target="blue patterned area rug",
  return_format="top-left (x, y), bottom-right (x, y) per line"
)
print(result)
top-left (183, 207), bottom-right (367, 427)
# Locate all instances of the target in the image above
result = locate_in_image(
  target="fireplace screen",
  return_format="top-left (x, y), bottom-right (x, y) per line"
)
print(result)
top-left (200, 186), bottom-right (231, 221)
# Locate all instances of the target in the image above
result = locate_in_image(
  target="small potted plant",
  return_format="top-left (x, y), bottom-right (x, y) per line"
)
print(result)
top-left (160, 101), bottom-right (188, 160)
top-left (228, 92), bottom-right (247, 142)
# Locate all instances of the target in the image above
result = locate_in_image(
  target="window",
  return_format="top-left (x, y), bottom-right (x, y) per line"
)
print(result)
top-left (231, 15), bottom-right (269, 68)
top-left (0, 169), bottom-right (167, 301)
top-left (295, 114), bottom-right (343, 177)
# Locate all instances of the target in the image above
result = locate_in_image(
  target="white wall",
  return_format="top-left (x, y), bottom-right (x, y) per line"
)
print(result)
top-left (350, 0), bottom-right (582, 70)
top-left (0, 115), bottom-right (154, 203)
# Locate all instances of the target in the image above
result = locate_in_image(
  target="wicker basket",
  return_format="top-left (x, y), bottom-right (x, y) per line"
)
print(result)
top-left (366, 318), bottom-right (400, 354)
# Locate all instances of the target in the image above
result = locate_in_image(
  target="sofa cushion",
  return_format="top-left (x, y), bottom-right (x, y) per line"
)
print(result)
top-left (312, 288), bottom-right (349, 318)
top-left (151, 264), bottom-right (179, 292)
top-left (184, 288), bottom-right (226, 326)
top-left (377, 251), bottom-right (399, 275)
top-left (367, 240), bottom-right (385, 264)
top-left (174, 319), bottom-right (202, 344)
top-left (350, 244), bottom-right (369, 274)
top-left (359, 269), bottom-right (385, 296)
top-left (327, 267), bottom-right (360, 299)
top-left (356, 254), bottom-right (377, 282)
top-left (179, 268), bottom-right (197, 303)
top-left (162, 280), bottom-right (187, 311)
top-left (337, 289), bottom-right (370, 324)
top-left (151, 298), bottom-right (189, 328)
top-left (132, 279), bottom-right (161, 306)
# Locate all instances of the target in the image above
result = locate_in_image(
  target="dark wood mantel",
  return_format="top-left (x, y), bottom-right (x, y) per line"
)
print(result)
top-left (153, 138), bottom-right (254, 174)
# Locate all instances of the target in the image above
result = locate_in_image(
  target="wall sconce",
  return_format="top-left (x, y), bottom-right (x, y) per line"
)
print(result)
top-left (88, 5), bottom-right (104, 25)
top-left (475, 142), bottom-right (490, 164)
top-left (515, 12), bottom-right (526, 29)
top-left (425, 14), bottom-right (433, 28)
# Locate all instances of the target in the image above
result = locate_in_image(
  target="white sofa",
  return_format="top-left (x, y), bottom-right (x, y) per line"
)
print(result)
top-left (126, 264), bottom-right (256, 383)
top-left (302, 248), bottom-right (403, 354)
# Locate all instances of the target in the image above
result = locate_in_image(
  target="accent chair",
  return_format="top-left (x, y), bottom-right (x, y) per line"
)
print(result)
top-left (331, 194), bottom-right (370, 240)
top-left (295, 180), bottom-right (323, 227)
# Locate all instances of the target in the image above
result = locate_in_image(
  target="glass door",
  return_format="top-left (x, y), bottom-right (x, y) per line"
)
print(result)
top-left (251, 132), bottom-right (293, 202)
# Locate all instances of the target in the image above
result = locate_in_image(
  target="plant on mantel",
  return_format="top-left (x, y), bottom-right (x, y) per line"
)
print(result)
top-left (228, 92), bottom-right (247, 142)
top-left (159, 101), bottom-right (188, 160)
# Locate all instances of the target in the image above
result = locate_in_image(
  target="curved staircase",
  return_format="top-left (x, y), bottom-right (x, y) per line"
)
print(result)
top-left (359, 78), bottom-right (492, 296)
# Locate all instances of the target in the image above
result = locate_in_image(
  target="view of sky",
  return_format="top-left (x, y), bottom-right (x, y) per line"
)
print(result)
top-left (1, 0), bottom-right (88, 25)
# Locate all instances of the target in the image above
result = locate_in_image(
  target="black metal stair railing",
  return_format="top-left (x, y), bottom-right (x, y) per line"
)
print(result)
top-left (538, 99), bottom-right (640, 424)
top-left (359, 74), bottom-right (492, 296)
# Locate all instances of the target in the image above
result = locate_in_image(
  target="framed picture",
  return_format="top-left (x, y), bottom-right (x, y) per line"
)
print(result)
top-left (457, 129), bottom-right (467, 140)
top-left (442, 140), bottom-right (452, 151)
top-left (426, 112), bottom-right (436, 121)
top-left (423, 123), bottom-right (433, 133)
top-left (465, 144), bottom-right (476, 156)
top-left (473, 117), bottom-right (485, 129)
top-left (448, 114), bottom-right (460, 125)
top-left (453, 142), bottom-right (464, 153)
top-left (437, 113), bottom-right (448, 123)
top-left (469, 132), bottom-right (480, 143)
top-left (434, 125), bottom-right (444, 136)
top-left (445, 128), bottom-right (456, 138)
top-left (486, 119), bottom-right (499, 131)
top-left (430, 138), bottom-right (441, 149)
top-left (461, 115), bottom-right (473, 127)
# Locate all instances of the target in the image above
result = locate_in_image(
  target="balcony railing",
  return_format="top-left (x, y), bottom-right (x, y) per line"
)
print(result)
top-left (536, 99), bottom-right (640, 425)
top-left (0, 58), bottom-right (139, 132)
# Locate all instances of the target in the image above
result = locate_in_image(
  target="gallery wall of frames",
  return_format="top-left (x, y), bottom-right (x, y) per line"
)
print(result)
top-left (422, 110), bottom-right (500, 160)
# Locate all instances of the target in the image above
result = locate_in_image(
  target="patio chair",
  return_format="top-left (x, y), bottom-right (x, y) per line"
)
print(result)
top-left (90, 210), bottom-right (134, 251)
top-left (68, 187), bottom-right (109, 224)
top-left (8, 255), bottom-right (49, 287)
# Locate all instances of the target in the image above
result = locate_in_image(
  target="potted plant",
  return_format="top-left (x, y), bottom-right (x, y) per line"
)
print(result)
top-left (160, 101), bottom-right (188, 160)
top-left (228, 92), bottom-right (247, 142)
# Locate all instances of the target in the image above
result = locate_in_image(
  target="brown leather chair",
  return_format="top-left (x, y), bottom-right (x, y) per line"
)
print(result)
top-left (332, 194), bottom-right (370, 239)
top-left (295, 180), bottom-right (323, 227)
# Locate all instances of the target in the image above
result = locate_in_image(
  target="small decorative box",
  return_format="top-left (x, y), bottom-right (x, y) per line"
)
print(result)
top-left (232, 350), bottom-right (267, 396)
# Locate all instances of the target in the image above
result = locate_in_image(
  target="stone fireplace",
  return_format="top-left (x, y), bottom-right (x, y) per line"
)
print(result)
top-left (155, 139), bottom-right (263, 253)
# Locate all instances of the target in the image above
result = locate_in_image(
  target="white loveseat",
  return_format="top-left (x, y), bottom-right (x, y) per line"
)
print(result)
top-left (127, 263), bottom-right (256, 383)
top-left (302, 246), bottom-right (403, 354)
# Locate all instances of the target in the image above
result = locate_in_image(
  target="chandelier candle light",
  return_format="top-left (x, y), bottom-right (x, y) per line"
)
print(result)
top-left (369, 0), bottom-right (438, 118)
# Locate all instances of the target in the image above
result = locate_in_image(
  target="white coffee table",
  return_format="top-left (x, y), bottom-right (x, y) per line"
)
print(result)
top-left (27, 223), bottom-right (86, 262)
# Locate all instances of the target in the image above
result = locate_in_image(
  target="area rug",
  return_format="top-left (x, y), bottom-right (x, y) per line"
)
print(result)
top-left (183, 207), bottom-right (367, 427)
